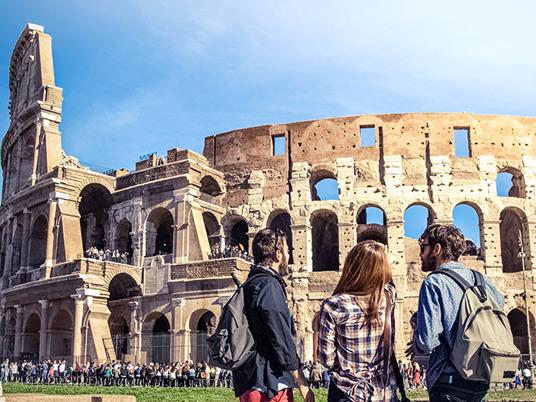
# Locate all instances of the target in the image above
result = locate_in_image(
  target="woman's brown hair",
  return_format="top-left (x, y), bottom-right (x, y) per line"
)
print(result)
top-left (333, 240), bottom-right (392, 325)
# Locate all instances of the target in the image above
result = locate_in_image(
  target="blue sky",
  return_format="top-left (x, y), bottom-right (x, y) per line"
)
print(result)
top-left (1, 0), bottom-right (533, 243)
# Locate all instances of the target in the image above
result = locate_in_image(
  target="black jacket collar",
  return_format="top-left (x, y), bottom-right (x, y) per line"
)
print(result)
top-left (248, 264), bottom-right (287, 289)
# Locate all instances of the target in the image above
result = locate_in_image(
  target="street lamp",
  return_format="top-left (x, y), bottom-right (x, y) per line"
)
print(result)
top-left (518, 230), bottom-right (534, 388)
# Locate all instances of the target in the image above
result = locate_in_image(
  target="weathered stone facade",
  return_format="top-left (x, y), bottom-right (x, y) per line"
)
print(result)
top-left (0, 24), bottom-right (535, 365)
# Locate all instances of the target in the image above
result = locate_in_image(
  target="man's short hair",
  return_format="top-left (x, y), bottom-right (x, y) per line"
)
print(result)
top-left (252, 228), bottom-right (287, 266)
top-left (419, 223), bottom-right (466, 262)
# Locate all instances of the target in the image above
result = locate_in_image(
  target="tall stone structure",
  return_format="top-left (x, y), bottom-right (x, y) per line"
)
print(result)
top-left (0, 24), bottom-right (535, 364)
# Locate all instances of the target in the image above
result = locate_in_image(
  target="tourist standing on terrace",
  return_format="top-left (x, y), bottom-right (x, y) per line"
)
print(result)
top-left (317, 240), bottom-right (399, 402)
top-left (233, 228), bottom-right (314, 402)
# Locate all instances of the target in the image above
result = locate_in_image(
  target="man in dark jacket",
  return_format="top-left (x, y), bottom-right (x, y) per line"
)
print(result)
top-left (233, 228), bottom-right (314, 402)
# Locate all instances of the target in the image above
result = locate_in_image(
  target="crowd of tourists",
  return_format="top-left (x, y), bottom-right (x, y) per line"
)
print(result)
top-left (84, 247), bottom-right (130, 264)
top-left (209, 244), bottom-right (253, 261)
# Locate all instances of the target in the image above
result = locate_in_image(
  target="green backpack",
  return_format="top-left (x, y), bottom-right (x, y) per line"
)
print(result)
top-left (433, 269), bottom-right (520, 382)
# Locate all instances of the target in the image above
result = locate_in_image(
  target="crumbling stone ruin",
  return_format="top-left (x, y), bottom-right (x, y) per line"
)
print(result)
top-left (0, 24), bottom-right (535, 364)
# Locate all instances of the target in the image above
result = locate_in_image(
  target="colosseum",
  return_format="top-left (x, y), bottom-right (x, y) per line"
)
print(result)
top-left (0, 23), bottom-right (535, 366)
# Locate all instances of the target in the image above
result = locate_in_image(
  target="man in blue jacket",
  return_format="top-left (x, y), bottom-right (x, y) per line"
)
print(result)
top-left (233, 228), bottom-right (314, 402)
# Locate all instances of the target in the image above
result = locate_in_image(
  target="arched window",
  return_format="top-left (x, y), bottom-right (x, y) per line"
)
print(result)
top-left (268, 211), bottom-right (293, 264)
top-left (11, 224), bottom-right (23, 275)
top-left (79, 184), bottom-right (113, 251)
top-left (311, 210), bottom-right (339, 271)
top-left (200, 176), bottom-right (222, 197)
top-left (108, 273), bottom-right (142, 301)
top-left (115, 219), bottom-right (133, 257)
top-left (497, 168), bottom-right (525, 198)
top-left (18, 135), bottom-right (34, 189)
top-left (29, 215), bottom-right (47, 268)
top-left (356, 206), bottom-right (387, 244)
top-left (508, 309), bottom-right (535, 356)
top-left (404, 204), bottom-right (435, 262)
top-left (202, 212), bottom-right (220, 248)
top-left (452, 203), bottom-right (481, 257)
top-left (229, 220), bottom-right (248, 253)
top-left (311, 170), bottom-right (338, 201)
top-left (500, 208), bottom-right (531, 273)
top-left (145, 208), bottom-right (174, 256)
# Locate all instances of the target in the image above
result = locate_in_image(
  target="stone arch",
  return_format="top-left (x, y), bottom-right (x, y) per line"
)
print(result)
top-left (500, 207), bottom-right (531, 273)
top-left (107, 272), bottom-right (142, 301)
top-left (115, 218), bottom-right (133, 257)
top-left (189, 309), bottom-right (217, 363)
top-left (200, 175), bottom-right (222, 197)
top-left (79, 183), bottom-right (113, 251)
top-left (22, 311), bottom-right (40, 357)
top-left (496, 167), bottom-right (526, 198)
top-left (356, 204), bottom-right (388, 245)
top-left (268, 210), bottom-right (294, 264)
top-left (142, 312), bottom-right (171, 363)
top-left (108, 314), bottom-right (129, 360)
top-left (403, 203), bottom-right (436, 239)
top-left (311, 209), bottom-right (339, 271)
top-left (48, 308), bottom-right (73, 359)
top-left (18, 134), bottom-right (34, 188)
top-left (28, 214), bottom-right (47, 268)
top-left (508, 308), bottom-right (535, 356)
top-left (145, 207), bottom-right (174, 256)
top-left (223, 216), bottom-right (248, 253)
top-left (202, 212), bottom-right (221, 249)
top-left (452, 202), bottom-right (483, 257)
top-left (11, 223), bottom-right (23, 275)
top-left (310, 167), bottom-right (338, 201)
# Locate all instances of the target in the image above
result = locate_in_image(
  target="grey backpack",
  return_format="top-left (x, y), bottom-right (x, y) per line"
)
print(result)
top-left (434, 269), bottom-right (520, 382)
top-left (207, 275), bottom-right (256, 370)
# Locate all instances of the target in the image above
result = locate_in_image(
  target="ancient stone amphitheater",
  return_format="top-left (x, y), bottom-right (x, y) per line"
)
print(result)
top-left (0, 24), bottom-right (534, 365)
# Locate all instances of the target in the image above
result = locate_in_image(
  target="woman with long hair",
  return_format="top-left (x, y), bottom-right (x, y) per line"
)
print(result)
top-left (318, 240), bottom-right (398, 402)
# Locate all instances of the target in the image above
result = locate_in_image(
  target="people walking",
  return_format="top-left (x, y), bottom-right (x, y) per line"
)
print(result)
top-left (318, 240), bottom-right (399, 401)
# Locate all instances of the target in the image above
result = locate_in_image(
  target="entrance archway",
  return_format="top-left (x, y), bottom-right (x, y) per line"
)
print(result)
top-left (22, 312), bottom-right (40, 358)
top-left (508, 308), bottom-right (535, 356)
top-left (150, 314), bottom-right (170, 363)
top-left (49, 309), bottom-right (73, 360)
top-left (190, 310), bottom-right (216, 363)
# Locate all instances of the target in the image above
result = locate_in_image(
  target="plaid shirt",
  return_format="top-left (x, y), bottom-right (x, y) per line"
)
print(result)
top-left (318, 286), bottom-right (398, 402)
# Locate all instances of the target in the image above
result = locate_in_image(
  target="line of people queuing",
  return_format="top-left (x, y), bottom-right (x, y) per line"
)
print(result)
top-left (84, 247), bottom-right (130, 264)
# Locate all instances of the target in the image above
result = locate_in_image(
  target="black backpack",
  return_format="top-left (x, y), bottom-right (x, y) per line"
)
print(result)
top-left (207, 274), bottom-right (258, 370)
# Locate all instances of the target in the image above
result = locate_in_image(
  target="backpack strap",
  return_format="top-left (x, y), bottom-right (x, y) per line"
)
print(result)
top-left (431, 268), bottom-right (473, 290)
top-left (433, 269), bottom-right (488, 302)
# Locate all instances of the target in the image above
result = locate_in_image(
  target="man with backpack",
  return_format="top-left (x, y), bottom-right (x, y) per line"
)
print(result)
top-left (410, 224), bottom-right (518, 402)
top-left (210, 228), bottom-right (313, 402)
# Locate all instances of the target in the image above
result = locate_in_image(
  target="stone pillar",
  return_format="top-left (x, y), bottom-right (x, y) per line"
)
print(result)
top-left (31, 119), bottom-right (42, 186)
top-left (386, 219), bottom-right (405, 275)
top-left (20, 209), bottom-right (32, 270)
top-left (13, 305), bottom-right (23, 357)
top-left (482, 219), bottom-right (503, 278)
top-left (2, 218), bottom-right (15, 285)
top-left (0, 306), bottom-right (5, 359)
top-left (43, 198), bottom-right (58, 275)
top-left (338, 208), bottom-right (356, 269)
top-left (128, 298), bottom-right (141, 361)
top-left (173, 194), bottom-right (193, 264)
top-left (71, 293), bottom-right (85, 363)
top-left (291, 221), bottom-right (312, 272)
top-left (171, 298), bottom-right (184, 362)
top-left (38, 300), bottom-right (48, 360)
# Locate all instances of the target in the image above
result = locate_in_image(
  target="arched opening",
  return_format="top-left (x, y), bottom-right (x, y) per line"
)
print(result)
top-left (11, 224), bottom-right (23, 275)
top-left (500, 208), bottom-right (531, 273)
top-left (115, 219), bottom-right (133, 259)
top-left (404, 204), bottom-right (435, 262)
top-left (108, 273), bottom-right (142, 301)
top-left (145, 208), bottom-right (174, 257)
top-left (508, 309), bottom-right (535, 357)
top-left (311, 210), bottom-right (339, 271)
top-left (311, 170), bottom-right (339, 201)
top-left (200, 176), bottom-right (222, 197)
top-left (268, 211), bottom-right (294, 264)
top-left (18, 135), bottom-right (34, 189)
top-left (28, 215), bottom-right (47, 268)
top-left (229, 219), bottom-right (248, 253)
top-left (452, 203), bottom-right (482, 257)
top-left (203, 212), bottom-right (220, 249)
top-left (49, 309), bottom-right (73, 360)
top-left (151, 314), bottom-right (171, 363)
top-left (356, 206), bottom-right (387, 244)
top-left (108, 315), bottom-right (129, 360)
top-left (22, 312), bottom-right (40, 358)
top-left (497, 168), bottom-right (526, 198)
top-left (190, 310), bottom-right (216, 363)
top-left (79, 184), bottom-right (113, 251)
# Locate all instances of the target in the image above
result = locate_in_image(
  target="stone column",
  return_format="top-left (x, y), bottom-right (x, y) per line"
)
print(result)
top-left (128, 298), bottom-right (141, 361)
top-left (13, 305), bottom-right (24, 357)
top-left (38, 300), bottom-right (48, 360)
top-left (173, 194), bottom-right (193, 264)
top-left (481, 219), bottom-right (503, 278)
top-left (291, 220), bottom-right (312, 272)
top-left (0, 306), bottom-right (5, 359)
top-left (31, 119), bottom-right (42, 186)
top-left (71, 293), bottom-right (85, 363)
top-left (2, 218), bottom-right (15, 285)
top-left (171, 298), bottom-right (184, 362)
top-left (338, 208), bottom-right (356, 270)
top-left (20, 209), bottom-right (32, 271)
top-left (386, 219), bottom-right (405, 275)
top-left (43, 198), bottom-right (58, 276)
